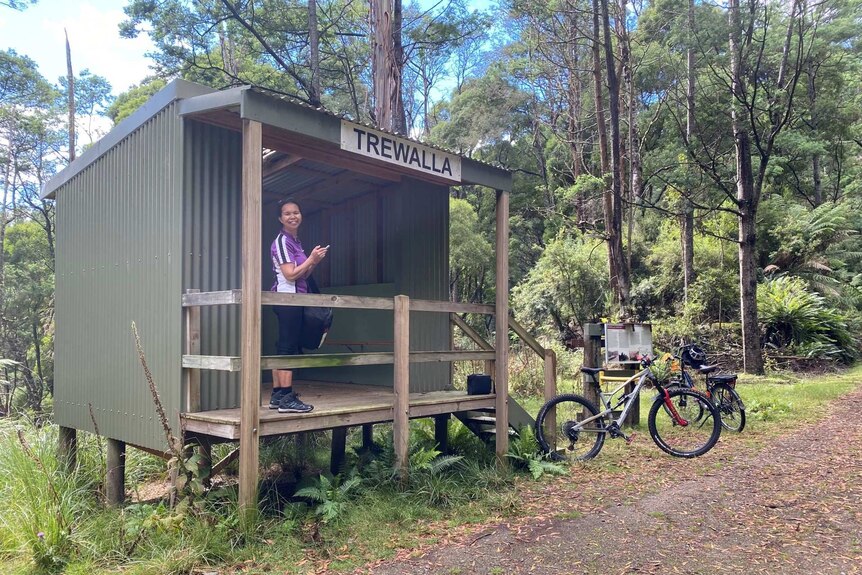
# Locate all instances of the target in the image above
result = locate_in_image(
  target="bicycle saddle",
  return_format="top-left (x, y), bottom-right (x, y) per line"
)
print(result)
top-left (694, 364), bottom-right (719, 374)
top-left (580, 367), bottom-right (603, 376)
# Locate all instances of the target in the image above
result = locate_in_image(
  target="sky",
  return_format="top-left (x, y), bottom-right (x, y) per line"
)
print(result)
top-left (0, 0), bottom-right (156, 95)
top-left (1, 0), bottom-right (494, 98)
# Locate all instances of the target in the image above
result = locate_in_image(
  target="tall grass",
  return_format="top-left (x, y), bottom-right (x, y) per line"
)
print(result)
top-left (0, 421), bottom-right (97, 573)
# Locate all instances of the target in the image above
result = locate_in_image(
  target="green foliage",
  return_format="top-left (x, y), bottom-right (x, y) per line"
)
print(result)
top-left (106, 79), bottom-right (167, 125)
top-left (295, 473), bottom-right (362, 524)
top-left (512, 234), bottom-right (607, 339)
top-left (506, 426), bottom-right (566, 480)
top-left (758, 276), bottom-right (860, 362)
top-left (0, 422), bottom-right (96, 572)
top-left (760, 197), bottom-right (862, 306)
top-left (449, 197), bottom-right (494, 304)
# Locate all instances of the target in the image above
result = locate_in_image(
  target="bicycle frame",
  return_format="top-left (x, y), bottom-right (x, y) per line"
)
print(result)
top-left (582, 367), bottom-right (689, 430)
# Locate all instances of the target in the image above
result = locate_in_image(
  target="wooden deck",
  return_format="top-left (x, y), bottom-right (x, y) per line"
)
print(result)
top-left (181, 381), bottom-right (496, 440)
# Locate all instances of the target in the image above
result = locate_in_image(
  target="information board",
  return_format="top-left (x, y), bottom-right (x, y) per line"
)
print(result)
top-left (604, 323), bottom-right (653, 365)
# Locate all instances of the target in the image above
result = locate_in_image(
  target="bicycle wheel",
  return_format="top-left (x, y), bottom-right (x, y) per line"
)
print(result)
top-left (648, 388), bottom-right (721, 458)
top-left (712, 382), bottom-right (746, 433)
top-left (535, 394), bottom-right (605, 461)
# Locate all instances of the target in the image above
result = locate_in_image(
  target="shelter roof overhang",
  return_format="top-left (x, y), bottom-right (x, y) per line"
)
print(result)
top-left (41, 79), bottom-right (513, 200)
top-left (178, 86), bottom-right (512, 192)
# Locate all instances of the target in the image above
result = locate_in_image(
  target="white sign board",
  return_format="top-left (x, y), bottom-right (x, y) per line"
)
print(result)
top-left (604, 323), bottom-right (653, 365)
top-left (340, 120), bottom-right (462, 183)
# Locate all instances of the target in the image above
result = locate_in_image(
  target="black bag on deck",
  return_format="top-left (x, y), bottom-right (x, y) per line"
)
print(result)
top-left (466, 374), bottom-right (492, 395)
top-left (301, 276), bottom-right (333, 351)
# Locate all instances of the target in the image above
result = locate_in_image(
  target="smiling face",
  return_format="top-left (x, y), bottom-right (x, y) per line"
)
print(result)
top-left (279, 202), bottom-right (302, 235)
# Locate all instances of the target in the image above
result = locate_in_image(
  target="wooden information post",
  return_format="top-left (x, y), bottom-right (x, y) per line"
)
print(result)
top-left (582, 323), bottom-right (639, 426)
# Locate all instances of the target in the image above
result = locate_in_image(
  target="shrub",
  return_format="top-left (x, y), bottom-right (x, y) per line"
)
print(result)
top-left (758, 276), bottom-right (859, 363)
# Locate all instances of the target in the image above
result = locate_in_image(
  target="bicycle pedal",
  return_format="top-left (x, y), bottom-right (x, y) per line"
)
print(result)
top-left (625, 432), bottom-right (637, 445)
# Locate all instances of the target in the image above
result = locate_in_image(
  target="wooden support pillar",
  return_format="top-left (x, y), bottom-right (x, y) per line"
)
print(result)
top-left (494, 189), bottom-right (510, 460)
top-left (239, 118), bottom-right (263, 521)
top-left (393, 294), bottom-right (410, 480)
top-left (583, 323), bottom-right (603, 409)
top-left (542, 350), bottom-right (557, 444)
top-left (434, 415), bottom-right (448, 454)
top-left (331, 427), bottom-right (347, 475)
top-left (362, 424), bottom-right (374, 450)
top-left (185, 289), bottom-right (201, 413)
top-left (57, 426), bottom-right (77, 472)
top-left (106, 438), bottom-right (126, 506)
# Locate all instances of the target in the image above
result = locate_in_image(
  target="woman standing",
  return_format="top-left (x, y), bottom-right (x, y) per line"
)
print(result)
top-left (269, 198), bottom-right (328, 413)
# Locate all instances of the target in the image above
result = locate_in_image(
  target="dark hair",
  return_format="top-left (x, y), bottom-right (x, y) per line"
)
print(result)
top-left (277, 197), bottom-right (301, 218)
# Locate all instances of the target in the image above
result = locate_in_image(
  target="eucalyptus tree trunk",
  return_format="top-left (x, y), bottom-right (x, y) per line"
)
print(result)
top-left (568, 37), bottom-right (585, 223)
top-left (729, 0), bottom-right (763, 374)
top-left (308, 0), bottom-right (321, 107)
top-left (371, 0), bottom-right (406, 134)
top-left (806, 57), bottom-right (822, 207)
top-left (618, 0), bottom-right (640, 278)
top-left (682, 0), bottom-right (696, 303)
top-left (600, 0), bottom-right (630, 315)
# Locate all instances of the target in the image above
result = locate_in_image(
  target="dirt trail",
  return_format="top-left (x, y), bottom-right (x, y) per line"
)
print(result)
top-left (359, 386), bottom-right (862, 575)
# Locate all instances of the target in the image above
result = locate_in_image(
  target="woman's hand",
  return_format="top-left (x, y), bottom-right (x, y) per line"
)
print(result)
top-left (310, 245), bottom-right (329, 263)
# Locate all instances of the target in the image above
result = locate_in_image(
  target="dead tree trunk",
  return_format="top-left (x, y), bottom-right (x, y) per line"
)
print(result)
top-left (65, 30), bottom-right (75, 162)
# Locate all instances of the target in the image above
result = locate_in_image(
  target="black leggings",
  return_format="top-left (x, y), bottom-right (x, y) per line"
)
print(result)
top-left (273, 306), bottom-right (303, 357)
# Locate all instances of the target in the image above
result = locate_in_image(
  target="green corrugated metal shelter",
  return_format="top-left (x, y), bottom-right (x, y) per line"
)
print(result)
top-left (44, 79), bottom-right (530, 508)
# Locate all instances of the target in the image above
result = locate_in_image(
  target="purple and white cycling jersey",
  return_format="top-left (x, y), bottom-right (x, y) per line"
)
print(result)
top-left (270, 232), bottom-right (308, 293)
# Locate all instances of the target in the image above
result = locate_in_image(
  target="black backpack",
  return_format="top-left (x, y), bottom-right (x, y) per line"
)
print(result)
top-left (301, 276), bottom-right (333, 350)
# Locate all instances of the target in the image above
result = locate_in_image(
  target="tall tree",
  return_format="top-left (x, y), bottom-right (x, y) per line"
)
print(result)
top-left (600, 0), bottom-right (630, 314)
top-left (308, 0), bottom-right (321, 106)
top-left (728, 0), bottom-right (806, 373)
top-left (681, 0), bottom-right (695, 302)
top-left (371, 0), bottom-right (406, 133)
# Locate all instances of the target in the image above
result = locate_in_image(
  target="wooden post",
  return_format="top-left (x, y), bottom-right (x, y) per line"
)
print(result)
top-left (393, 294), bottom-right (410, 480)
top-left (434, 415), bottom-right (448, 454)
top-left (238, 118), bottom-right (263, 521)
top-left (494, 189), bottom-right (510, 460)
top-left (542, 350), bottom-right (557, 443)
top-left (57, 426), bottom-right (77, 472)
top-left (106, 438), bottom-right (126, 506)
top-left (583, 323), bottom-right (603, 409)
top-left (185, 288), bottom-right (201, 413)
top-left (362, 424), bottom-right (374, 451)
top-left (330, 427), bottom-right (347, 475)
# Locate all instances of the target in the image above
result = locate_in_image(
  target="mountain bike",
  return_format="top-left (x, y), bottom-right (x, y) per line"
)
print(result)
top-left (671, 344), bottom-right (746, 433)
top-left (535, 357), bottom-right (722, 460)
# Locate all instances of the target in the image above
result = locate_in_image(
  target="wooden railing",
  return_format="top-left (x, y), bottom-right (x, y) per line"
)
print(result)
top-left (183, 289), bottom-right (556, 401)
top-left (181, 289), bottom-right (557, 473)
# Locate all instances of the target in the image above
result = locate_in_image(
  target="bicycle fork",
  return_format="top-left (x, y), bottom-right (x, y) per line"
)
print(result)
top-left (661, 388), bottom-right (689, 426)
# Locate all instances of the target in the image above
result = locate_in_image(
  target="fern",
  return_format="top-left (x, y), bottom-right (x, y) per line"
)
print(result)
top-left (294, 473), bottom-right (361, 523)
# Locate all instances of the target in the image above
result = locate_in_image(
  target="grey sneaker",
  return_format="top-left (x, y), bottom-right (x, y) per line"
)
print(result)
top-left (277, 391), bottom-right (314, 413)
top-left (269, 388), bottom-right (287, 409)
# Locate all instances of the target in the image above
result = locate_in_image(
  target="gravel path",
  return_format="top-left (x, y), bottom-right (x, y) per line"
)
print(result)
top-left (359, 385), bottom-right (862, 575)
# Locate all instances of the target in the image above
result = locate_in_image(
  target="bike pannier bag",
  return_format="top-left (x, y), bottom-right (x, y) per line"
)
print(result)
top-left (301, 306), bottom-right (333, 350)
top-left (301, 276), bottom-right (333, 351)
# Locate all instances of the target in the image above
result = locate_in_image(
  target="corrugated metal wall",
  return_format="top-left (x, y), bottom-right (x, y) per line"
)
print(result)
top-left (54, 104), bottom-right (184, 451)
top-left (268, 181), bottom-right (451, 392)
top-left (182, 121), bottom-right (243, 412)
top-left (394, 179), bottom-right (451, 392)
